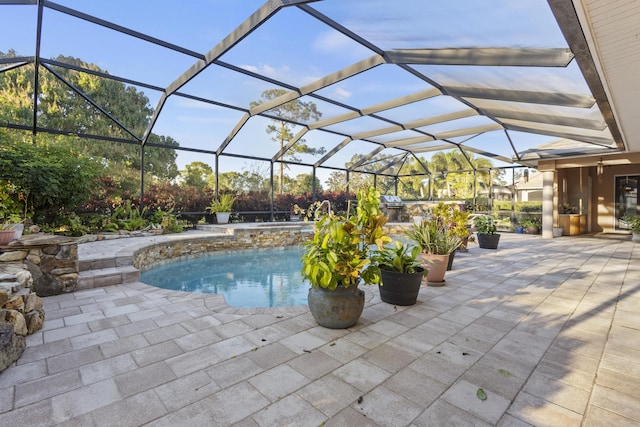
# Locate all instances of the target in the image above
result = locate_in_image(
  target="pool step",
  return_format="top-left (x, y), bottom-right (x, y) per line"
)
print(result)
top-left (77, 265), bottom-right (139, 290)
top-left (79, 255), bottom-right (134, 272)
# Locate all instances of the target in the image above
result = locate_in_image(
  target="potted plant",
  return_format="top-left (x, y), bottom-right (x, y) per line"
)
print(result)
top-left (405, 220), bottom-right (462, 286)
top-left (301, 187), bottom-right (391, 328)
top-left (0, 213), bottom-right (24, 244)
top-left (206, 193), bottom-right (236, 224)
top-left (0, 223), bottom-right (17, 245)
top-left (622, 214), bottom-right (640, 243)
top-left (474, 215), bottom-right (500, 249)
top-left (553, 224), bottom-right (564, 237)
top-left (521, 217), bottom-right (541, 234)
top-left (373, 241), bottom-right (425, 306)
top-left (292, 201), bottom-right (322, 222)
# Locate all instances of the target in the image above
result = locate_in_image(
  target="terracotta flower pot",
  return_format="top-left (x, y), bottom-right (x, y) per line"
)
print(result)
top-left (0, 229), bottom-right (15, 245)
top-left (418, 253), bottom-right (449, 286)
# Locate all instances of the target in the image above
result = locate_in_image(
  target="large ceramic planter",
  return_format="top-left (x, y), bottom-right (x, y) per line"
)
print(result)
top-left (215, 212), bottom-right (230, 224)
top-left (308, 284), bottom-right (365, 329)
top-left (553, 227), bottom-right (563, 237)
top-left (378, 267), bottom-right (425, 306)
top-left (632, 232), bottom-right (640, 243)
top-left (418, 253), bottom-right (449, 286)
top-left (477, 233), bottom-right (500, 249)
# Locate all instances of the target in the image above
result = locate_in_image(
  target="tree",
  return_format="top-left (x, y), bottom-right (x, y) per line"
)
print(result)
top-left (250, 89), bottom-right (326, 193)
top-left (291, 173), bottom-right (323, 195)
top-left (0, 51), bottom-right (180, 190)
top-left (425, 151), bottom-right (500, 199)
top-left (325, 170), bottom-right (373, 194)
top-left (216, 171), bottom-right (268, 193)
top-left (180, 161), bottom-right (213, 191)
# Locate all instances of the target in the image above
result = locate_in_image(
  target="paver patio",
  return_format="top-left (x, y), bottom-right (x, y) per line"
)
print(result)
top-left (0, 232), bottom-right (638, 426)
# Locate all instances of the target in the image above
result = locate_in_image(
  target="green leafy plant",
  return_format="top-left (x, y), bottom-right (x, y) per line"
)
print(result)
top-left (159, 211), bottom-right (184, 234)
top-left (206, 193), bottom-right (236, 213)
top-left (373, 241), bottom-right (424, 274)
top-left (405, 220), bottom-right (462, 255)
top-left (39, 211), bottom-right (88, 236)
top-left (520, 217), bottom-right (542, 229)
top-left (432, 202), bottom-right (472, 250)
top-left (292, 201), bottom-right (323, 221)
top-left (622, 214), bottom-right (640, 233)
top-left (301, 187), bottom-right (392, 290)
top-left (474, 215), bottom-right (497, 235)
top-left (101, 200), bottom-right (149, 232)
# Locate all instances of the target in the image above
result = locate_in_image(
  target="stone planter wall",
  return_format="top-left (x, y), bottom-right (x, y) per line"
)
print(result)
top-left (0, 234), bottom-right (79, 297)
top-left (0, 234), bottom-right (79, 371)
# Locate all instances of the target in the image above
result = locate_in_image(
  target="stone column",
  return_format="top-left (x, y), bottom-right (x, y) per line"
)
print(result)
top-left (542, 171), bottom-right (555, 239)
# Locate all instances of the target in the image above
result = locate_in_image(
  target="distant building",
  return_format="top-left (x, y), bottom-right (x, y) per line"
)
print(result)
top-left (514, 170), bottom-right (543, 202)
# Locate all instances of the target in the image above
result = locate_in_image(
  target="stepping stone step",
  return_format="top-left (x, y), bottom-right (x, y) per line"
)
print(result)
top-left (77, 265), bottom-right (139, 290)
top-left (79, 255), bottom-right (134, 272)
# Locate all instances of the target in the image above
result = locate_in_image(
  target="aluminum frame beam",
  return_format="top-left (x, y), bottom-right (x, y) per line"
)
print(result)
top-left (444, 86), bottom-right (595, 108)
top-left (482, 108), bottom-right (607, 130)
top-left (250, 55), bottom-right (385, 116)
top-left (385, 48), bottom-right (574, 67)
top-left (504, 122), bottom-right (616, 148)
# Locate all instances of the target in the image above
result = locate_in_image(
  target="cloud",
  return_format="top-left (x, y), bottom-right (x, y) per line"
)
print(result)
top-left (239, 63), bottom-right (292, 82)
top-left (313, 31), bottom-right (353, 53)
top-left (330, 86), bottom-right (352, 101)
top-left (175, 98), bottom-right (224, 110)
top-left (176, 115), bottom-right (235, 125)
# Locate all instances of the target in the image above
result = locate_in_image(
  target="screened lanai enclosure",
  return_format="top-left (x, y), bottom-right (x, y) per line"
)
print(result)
top-left (0, 0), bottom-right (625, 223)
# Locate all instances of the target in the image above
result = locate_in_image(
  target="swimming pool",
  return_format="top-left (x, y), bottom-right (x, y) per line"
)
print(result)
top-left (139, 247), bottom-right (308, 308)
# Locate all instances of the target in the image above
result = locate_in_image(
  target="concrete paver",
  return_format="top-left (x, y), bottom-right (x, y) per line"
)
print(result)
top-left (0, 232), bottom-right (638, 426)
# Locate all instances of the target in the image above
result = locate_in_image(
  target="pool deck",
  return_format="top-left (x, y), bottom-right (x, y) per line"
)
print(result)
top-left (1, 230), bottom-right (639, 426)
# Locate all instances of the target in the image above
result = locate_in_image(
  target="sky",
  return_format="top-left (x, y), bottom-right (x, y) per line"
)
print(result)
top-left (0, 0), bottom-right (603, 185)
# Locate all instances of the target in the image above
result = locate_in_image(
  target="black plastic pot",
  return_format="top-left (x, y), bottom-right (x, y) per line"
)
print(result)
top-left (477, 233), bottom-right (501, 249)
top-left (378, 267), bottom-right (425, 306)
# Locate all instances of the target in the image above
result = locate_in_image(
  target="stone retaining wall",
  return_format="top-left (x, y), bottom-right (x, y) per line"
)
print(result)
top-left (134, 223), bottom-right (416, 272)
top-left (0, 235), bottom-right (57, 372)
top-left (0, 234), bottom-right (79, 297)
top-left (135, 226), bottom-right (314, 271)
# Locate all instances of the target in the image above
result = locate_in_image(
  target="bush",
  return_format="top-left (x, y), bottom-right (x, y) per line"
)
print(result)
top-left (515, 202), bottom-right (542, 212)
top-left (0, 136), bottom-right (103, 223)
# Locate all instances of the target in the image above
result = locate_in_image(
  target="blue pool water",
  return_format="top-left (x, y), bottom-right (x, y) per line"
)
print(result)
top-left (140, 248), bottom-right (308, 308)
